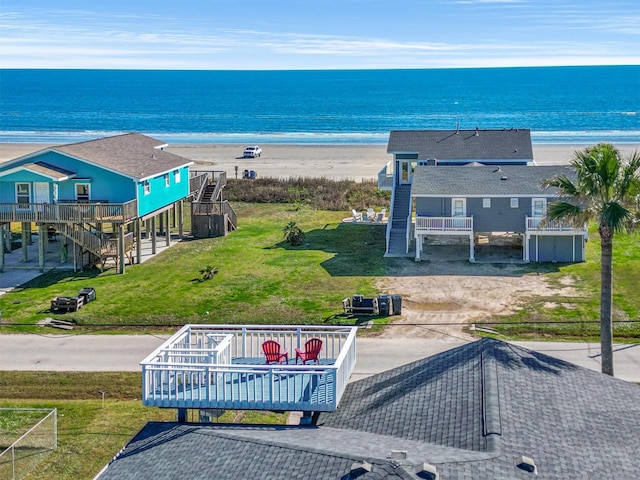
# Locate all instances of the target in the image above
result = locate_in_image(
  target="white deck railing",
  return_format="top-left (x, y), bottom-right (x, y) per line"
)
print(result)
top-left (141, 325), bottom-right (358, 412)
top-left (377, 161), bottom-right (394, 190)
top-left (415, 216), bottom-right (473, 233)
top-left (526, 216), bottom-right (585, 233)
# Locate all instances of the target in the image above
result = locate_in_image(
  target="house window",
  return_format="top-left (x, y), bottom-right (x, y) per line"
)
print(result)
top-left (483, 198), bottom-right (491, 208)
top-left (510, 198), bottom-right (519, 208)
top-left (174, 170), bottom-right (181, 183)
top-left (144, 181), bottom-right (151, 195)
top-left (452, 198), bottom-right (466, 216)
top-left (165, 174), bottom-right (170, 187)
top-left (75, 183), bottom-right (90, 202)
top-left (532, 198), bottom-right (547, 217)
top-left (16, 183), bottom-right (30, 209)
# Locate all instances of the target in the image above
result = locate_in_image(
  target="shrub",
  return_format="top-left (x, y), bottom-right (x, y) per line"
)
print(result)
top-left (225, 177), bottom-right (390, 211)
top-left (282, 222), bottom-right (305, 246)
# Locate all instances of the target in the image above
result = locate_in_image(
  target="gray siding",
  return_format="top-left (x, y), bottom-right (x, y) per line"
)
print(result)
top-left (415, 196), bottom-right (531, 232)
top-left (473, 197), bottom-right (528, 232)
top-left (529, 235), bottom-right (583, 262)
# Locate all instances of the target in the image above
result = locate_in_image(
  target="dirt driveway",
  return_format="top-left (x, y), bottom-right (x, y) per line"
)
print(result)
top-left (375, 251), bottom-right (577, 341)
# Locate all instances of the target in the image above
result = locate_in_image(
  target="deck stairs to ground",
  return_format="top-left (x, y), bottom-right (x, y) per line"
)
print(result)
top-left (199, 183), bottom-right (218, 202)
top-left (385, 183), bottom-right (412, 256)
top-left (53, 222), bottom-right (105, 257)
top-left (191, 171), bottom-right (238, 234)
top-left (52, 222), bottom-right (133, 267)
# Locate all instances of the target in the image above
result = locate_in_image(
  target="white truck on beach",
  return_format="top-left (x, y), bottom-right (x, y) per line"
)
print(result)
top-left (243, 146), bottom-right (262, 158)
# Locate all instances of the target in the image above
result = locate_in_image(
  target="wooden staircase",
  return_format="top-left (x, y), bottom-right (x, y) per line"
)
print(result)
top-left (191, 170), bottom-right (238, 237)
top-left (52, 222), bottom-right (134, 268)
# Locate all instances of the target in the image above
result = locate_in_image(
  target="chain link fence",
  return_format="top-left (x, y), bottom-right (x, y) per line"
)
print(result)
top-left (0, 408), bottom-right (57, 480)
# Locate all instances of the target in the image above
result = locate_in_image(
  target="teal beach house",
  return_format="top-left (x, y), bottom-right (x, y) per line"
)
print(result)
top-left (0, 133), bottom-right (195, 273)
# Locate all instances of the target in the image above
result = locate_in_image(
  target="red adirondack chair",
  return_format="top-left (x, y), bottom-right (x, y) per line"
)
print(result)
top-left (262, 340), bottom-right (289, 365)
top-left (295, 338), bottom-right (323, 364)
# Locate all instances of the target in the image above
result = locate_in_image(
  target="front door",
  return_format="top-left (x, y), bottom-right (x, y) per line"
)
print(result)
top-left (34, 182), bottom-right (50, 204)
top-left (398, 161), bottom-right (413, 185)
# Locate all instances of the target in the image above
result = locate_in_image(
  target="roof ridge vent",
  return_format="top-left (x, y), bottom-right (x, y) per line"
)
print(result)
top-left (515, 455), bottom-right (538, 474)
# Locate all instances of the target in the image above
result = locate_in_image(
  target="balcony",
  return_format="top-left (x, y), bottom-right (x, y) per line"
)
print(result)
top-left (0, 200), bottom-right (138, 224)
top-left (415, 216), bottom-right (473, 235)
top-left (140, 325), bottom-right (357, 412)
top-left (377, 161), bottom-right (394, 190)
top-left (526, 216), bottom-right (586, 235)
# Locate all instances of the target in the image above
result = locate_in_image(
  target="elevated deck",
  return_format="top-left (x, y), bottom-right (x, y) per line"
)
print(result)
top-left (141, 325), bottom-right (357, 412)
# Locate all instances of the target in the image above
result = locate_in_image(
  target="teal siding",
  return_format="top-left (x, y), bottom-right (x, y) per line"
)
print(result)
top-left (0, 172), bottom-right (53, 203)
top-left (0, 152), bottom-right (191, 217)
top-left (0, 151), bottom-right (136, 204)
top-left (136, 166), bottom-right (190, 217)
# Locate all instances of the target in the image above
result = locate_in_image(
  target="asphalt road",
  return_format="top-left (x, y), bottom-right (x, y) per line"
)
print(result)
top-left (1, 334), bottom-right (639, 382)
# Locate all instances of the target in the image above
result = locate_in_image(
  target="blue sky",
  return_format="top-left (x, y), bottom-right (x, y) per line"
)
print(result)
top-left (1, 0), bottom-right (639, 69)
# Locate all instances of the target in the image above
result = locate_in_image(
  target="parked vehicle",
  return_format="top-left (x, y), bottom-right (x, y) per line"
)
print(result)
top-left (243, 146), bottom-right (262, 158)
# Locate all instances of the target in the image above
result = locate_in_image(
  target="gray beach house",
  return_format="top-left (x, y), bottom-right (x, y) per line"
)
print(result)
top-left (378, 129), bottom-right (586, 262)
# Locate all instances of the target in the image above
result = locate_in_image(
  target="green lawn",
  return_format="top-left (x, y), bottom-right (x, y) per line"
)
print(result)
top-left (0, 204), bottom-right (389, 330)
top-left (2, 203), bottom-right (640, 339)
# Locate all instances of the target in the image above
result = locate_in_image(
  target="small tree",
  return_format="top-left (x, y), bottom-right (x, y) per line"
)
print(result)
top-left (283, 221), bottom-right (305, 246)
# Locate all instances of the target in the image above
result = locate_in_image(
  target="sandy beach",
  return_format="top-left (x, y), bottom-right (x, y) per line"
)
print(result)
top-left (1, 142), bottom-right (639, 180)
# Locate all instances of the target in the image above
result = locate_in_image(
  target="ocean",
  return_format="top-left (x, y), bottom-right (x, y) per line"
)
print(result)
top-left (0, 66), bottom-right (639, 145)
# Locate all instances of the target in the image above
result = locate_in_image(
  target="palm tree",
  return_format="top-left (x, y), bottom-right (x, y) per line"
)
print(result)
top-left (544, 143), bottom-right (640, 376)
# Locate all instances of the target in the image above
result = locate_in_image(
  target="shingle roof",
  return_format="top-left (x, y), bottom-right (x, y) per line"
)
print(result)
top-left (411, 165), bottom-right (574, 196)
top-left (387, 129), bottom-right (533, 161)
top-left (97, 339), bottom-right (640, 479)
top-left (53, 133), bottom-right (192, 180)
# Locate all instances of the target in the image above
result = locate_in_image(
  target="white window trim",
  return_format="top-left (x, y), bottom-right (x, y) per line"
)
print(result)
top-left (16, 183), bottom-right (31, 209)
top-left (452, 198), bottom-right (466, 216)
top-left (144, 181), bottom-right (151, 195)
top-left (174, 170), bottom-right (181, 183)
top-left (75, 182), bottom-right (91, 201)
top-left (165, 174), bottom-right (170, 187)
top-left (510, 198), bottom-right (519, 208)
top-left (483, 198), bottom-right (491, 208)
top-left (532, 197), bottom-right (547, 217)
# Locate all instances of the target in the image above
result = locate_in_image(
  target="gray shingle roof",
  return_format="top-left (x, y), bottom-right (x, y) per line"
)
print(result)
top-left (387, 129), bottom-right (533, 162)
top-left (97, 339), bottom-right (640, 479)
top-left (411, 165), bottom-right (574, 196)
top-left (53, 133), bottom-right (192, 180)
